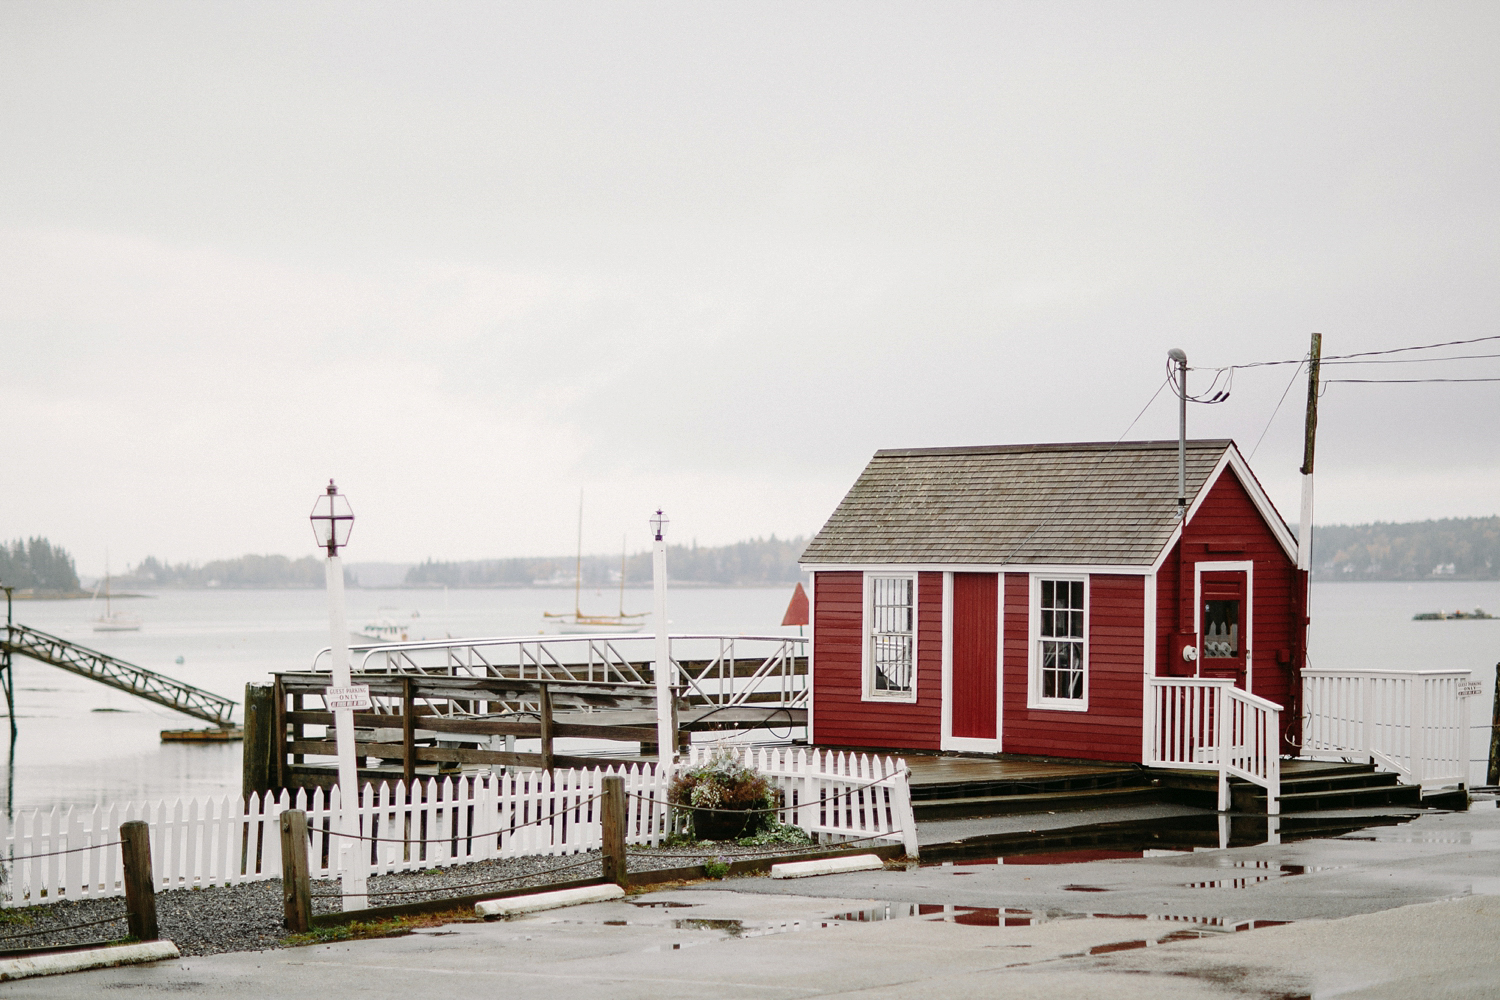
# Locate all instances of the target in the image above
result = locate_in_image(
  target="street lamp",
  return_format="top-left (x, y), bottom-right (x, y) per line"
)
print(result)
top-left (310, 480), bottom-right (367, 908)
top-left (651, 510), bottom-right (674, 768)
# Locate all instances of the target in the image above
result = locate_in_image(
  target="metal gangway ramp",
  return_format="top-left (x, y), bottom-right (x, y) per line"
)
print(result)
top-left (2, 623), bottom-right (236, 727)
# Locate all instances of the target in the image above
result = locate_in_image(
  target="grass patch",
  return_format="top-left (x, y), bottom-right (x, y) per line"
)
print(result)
top-left (282, 908), bottom-right (471, 949)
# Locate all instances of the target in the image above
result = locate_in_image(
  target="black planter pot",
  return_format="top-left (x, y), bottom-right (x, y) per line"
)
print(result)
top-left (686, 806), bottom-right (759, 841)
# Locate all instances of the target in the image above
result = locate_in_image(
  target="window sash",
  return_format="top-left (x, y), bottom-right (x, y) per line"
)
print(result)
top-left (868, 576), bottom-right (914, 696)
top-left (1034, 577), bottom-right (1085, 704)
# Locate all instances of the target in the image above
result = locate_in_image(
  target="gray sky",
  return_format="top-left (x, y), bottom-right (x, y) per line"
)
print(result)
top-left (4, 1), bottom-right (1498, 576)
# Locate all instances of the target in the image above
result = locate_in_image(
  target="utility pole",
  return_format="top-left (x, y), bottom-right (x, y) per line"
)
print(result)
top-left (1298, 333), bottom-right (1322, 571)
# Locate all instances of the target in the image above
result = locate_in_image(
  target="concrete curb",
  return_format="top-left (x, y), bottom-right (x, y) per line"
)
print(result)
top-left (475, 883), bottom-right (625, 919)
top-left (770, 853), bottom-right (885, 879)
top-left (0, 940), bottom-right (180, 981)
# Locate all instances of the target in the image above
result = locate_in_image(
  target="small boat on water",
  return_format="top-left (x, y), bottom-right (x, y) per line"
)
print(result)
top-left (1412, 608), bottom-right (1495, 621)
top-left (544, 499), bottom-right (648, 635)
top-left (91, 562), bottom-right (141, 632)
top-left (352, 608), bottom-right (421, 644)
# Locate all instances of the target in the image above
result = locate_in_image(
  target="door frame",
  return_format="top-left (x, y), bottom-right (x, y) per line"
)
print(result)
top-left (941, 571), bottom-right (1004, 752)
top-left (1193, 560), bottom-right (1253, 691)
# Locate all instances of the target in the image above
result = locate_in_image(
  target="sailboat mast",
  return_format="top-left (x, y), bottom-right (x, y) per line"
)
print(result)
top-left (618, 536), bottom-right (627, 617)
top-left (573, 491), bottom-right (583, 618)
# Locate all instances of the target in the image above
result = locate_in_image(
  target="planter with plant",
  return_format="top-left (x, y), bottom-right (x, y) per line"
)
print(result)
top-left (668, 750), bottom-right (783, 841)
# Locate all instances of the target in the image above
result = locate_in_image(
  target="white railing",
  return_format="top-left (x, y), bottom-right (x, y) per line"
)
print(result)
top-left (1302, 668), bottom-right (1471, 790)
top-left (311, 633), bottom-right (809, 713)
top-left (1147, 678), bottom-right (1282, 814)
top-left (2, 748), bottom-right (914, 907)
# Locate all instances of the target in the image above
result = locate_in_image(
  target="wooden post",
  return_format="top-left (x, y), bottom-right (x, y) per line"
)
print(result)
top-left (539, 683), bottom-right (554, 772)
top-left (1488, 662), bottom-right (1500, 786)
top-left (242, 682), bottom-right (275, 799)
top-left (402, 676), bottom-right (416, 786)
top-left (120, 821), bottom-right (158, 942)
top-left (271, 675), bottom-right (286, 791)
top-left (280, 809), bottom-right (313, 933)
top-left (600, 775), bottom-right (626, 888)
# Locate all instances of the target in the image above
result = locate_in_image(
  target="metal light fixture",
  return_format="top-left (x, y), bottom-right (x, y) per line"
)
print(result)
top-left (310, 480), bottom-right (355, 555)
top-left (650, 509), bottom-right (669, 542)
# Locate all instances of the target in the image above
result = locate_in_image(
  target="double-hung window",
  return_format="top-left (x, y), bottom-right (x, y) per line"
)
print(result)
top-left (865, 574), bottom-right (916, 700)
top-left (1030, 577), bottom-right (1087, 709)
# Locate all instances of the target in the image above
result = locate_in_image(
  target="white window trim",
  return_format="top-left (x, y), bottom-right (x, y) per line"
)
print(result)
top-left (1193, 560), bottom-right (1254, 690)
top-left (862, 571), bottom-right (918, 703)
top-left (1027, 573), bottom-right (1089, 712)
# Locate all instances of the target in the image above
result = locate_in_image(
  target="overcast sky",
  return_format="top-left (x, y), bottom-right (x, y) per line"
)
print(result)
top-left (4, 2), bottom-right (1498, 576)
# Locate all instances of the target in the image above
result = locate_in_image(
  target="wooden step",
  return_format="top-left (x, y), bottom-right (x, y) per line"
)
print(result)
top-left (1261, 783), bottom-right (1424, 813)
top-left (913, 785), bottom-right (1167, 820)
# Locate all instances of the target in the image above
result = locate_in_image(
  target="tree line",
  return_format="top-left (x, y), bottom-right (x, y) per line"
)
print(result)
top-left (0, 538), bottom-right (81, 593)
top-left (117, 554), bottom-right (333, 589)
top-left (1312, 516), bottom-right (1500, 580)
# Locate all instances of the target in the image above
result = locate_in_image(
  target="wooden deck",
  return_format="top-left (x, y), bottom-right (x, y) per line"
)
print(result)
top-left (890, 753), bottom-right (1134, 789)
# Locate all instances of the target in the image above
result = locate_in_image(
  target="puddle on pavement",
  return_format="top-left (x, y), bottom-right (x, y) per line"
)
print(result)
top-left (1184, 861), bottom-right (1339, 889)
top-left (830, 900), bottom-right (1297, 937)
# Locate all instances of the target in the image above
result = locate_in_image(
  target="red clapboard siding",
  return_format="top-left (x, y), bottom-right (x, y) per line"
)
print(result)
top-left (952, 573), bottom-right (999, 740)
top-left (811, 570), bottom-right (943, 750)
top-left (1002, 573), bottom-right (1144, 762)
top-left (1155, 467), bottom-right (1303, 754)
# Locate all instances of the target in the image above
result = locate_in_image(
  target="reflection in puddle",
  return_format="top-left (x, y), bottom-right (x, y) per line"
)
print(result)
top-left (1184, 861), bottom-right (1338, 889)
top-left (830, 901), bottom-right (1296, 938)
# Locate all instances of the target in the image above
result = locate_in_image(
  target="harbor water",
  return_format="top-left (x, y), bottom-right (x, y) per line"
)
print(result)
top-left (2, 581), bottom-right (1497, 815)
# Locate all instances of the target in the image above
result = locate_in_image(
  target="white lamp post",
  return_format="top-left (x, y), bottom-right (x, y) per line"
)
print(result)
top-left (309, 480), bottom-right (367, 909)
top-left (650, 509), bottom-right (674, 768)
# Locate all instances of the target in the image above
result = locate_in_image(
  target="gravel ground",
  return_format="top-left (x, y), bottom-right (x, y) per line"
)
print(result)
top-left (0, 839), bottom-right (838, 958)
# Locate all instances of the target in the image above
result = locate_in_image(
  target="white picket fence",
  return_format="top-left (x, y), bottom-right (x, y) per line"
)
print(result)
top-left (1302, 668), bottom-right (1471, 790)
top-left (2, 748), bottom-right (915, 907)
top-left (1146, 678), bottom-right (1282, 814)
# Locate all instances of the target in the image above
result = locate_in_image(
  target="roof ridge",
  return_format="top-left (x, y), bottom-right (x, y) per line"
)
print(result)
top-left (873, 439), bottom-right (1234, 459)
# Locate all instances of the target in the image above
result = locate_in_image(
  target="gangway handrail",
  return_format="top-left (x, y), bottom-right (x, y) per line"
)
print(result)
top-left (308, 632), bottom-right (808, 670)
top-left (2, 623), bottom-right (237, 727)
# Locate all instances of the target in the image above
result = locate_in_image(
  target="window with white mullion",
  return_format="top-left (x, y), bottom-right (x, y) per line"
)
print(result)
top-left (867, 575), bottom-right (915, 698)
top-left (1033, 578), bottom-right (1086, 707)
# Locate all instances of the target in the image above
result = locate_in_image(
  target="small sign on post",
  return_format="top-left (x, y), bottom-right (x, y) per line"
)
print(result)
top-left (325, 684), bottom-right (372, 711)
top-left (1458, 680), bottom-right (1484, 698)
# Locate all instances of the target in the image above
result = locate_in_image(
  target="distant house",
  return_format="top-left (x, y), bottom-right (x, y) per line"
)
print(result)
top-left (798, 439), bottom-right (1305, 761)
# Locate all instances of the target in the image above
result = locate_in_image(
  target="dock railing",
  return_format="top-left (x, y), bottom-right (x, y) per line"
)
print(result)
top-left (312, 633), bottom-right (809, 713)
top-left (1302, 668), bottom-right (1471, 790)
top-left (1147, 678), bottom-right (1282, 814)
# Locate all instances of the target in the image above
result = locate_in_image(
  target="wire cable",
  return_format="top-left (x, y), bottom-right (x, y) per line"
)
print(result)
top-left (309, 856), bottom-right (601, 900)
top-left (1324, 377), bottom-right (1500, 384)
top-left (3, 841), bottom-right (122, 863)
top-left (1208, 333), bottom-right (1500, 370)
top-left (1248, 360), bottom-right (1305, 460)
top-left (317, 793), bottom-right (602, 844)
top-left (0, 911), bottom-right (126, 943)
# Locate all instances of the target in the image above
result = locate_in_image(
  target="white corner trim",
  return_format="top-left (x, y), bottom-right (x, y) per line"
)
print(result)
top-left (1141, 570), bottom-right (1157, 765)
top-left (940, 571), bottom-right (954, 745)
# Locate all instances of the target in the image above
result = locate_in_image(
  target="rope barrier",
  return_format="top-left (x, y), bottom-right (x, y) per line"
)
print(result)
top-left (624, 770), bottom-right (897, 817)
top-left (0, 911), bottom-right (127, 943)
top-left (2, 841), bottom-right (123, 863)
top-left (315, 793), bottom-right (603, 845)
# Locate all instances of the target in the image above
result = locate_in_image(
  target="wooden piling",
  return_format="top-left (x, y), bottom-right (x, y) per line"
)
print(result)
top-left (120, 821), bottom-right (158, 942)
top-left (539, 682), bottom-right (554, 772)
top-left (280, 809), bottom-right (313, 933)
top-left (402, 676), bottom-right (416, 786)
top-left (600, 775), bottom-right (626, 887)
top-left (242, 682), bottom-right (275, 799)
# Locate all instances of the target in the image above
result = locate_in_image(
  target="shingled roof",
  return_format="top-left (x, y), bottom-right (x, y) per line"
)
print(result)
top-left (800, 439), bottom-right (1240, 566)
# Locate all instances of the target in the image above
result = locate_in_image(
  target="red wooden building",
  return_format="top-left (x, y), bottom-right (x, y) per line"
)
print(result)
top-left (799, 439), bottom-right (1306, 762)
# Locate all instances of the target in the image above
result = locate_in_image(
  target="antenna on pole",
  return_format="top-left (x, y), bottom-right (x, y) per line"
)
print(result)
top-left (1168, 348), bottom-right (1188, 517)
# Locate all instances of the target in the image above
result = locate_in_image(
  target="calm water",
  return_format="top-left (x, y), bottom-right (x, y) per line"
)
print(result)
top-left (2, 581), bottom-right (1496, 814)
